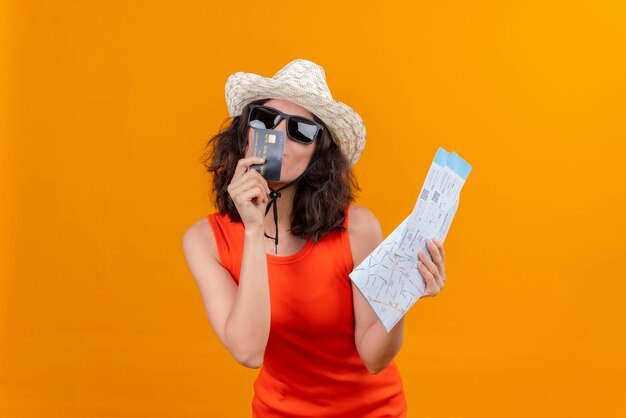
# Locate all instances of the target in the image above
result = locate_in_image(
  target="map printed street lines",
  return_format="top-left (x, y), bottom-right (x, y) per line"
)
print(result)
top-left (350, 147), bottom-right (472, 332)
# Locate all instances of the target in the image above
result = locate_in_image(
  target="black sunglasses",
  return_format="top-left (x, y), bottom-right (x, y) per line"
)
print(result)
top-left (248, 104), bottom-right (324, 145)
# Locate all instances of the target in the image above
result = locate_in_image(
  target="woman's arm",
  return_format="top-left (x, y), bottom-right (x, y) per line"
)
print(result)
top-left (353, 275), bottom-right (405, 374)
top-left (349, 205), bottom-right (447, 374)
top-left (182, 220), bottom-right (270, 369)
top-left (223, 225), bottom-right (271, 368)
top-left (348, 205), bottom-right (404, 374)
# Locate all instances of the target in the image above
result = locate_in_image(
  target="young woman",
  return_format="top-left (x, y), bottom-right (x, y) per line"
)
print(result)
top-left (182, 59), bottom-right (447, 417)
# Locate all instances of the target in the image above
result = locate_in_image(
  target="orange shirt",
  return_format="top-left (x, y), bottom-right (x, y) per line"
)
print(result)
top-left (207, 203), bottom-right (408, 417)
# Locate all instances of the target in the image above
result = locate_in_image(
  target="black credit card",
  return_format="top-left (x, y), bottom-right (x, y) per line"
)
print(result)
top-left (250, 128), bottom-right (285, 181)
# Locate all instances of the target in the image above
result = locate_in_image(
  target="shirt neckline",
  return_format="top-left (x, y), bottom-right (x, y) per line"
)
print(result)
top-left (266, 239), bottom-right (315, 264)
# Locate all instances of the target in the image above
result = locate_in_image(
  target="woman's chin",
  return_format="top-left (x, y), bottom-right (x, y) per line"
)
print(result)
top-left (268, 179), bottom-right (288, 188)
top-left (268, 169), bottom-right (305, 187)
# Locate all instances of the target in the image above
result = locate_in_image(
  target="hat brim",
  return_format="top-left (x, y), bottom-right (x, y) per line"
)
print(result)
top-left (225, 71), bottom-right (366, 166)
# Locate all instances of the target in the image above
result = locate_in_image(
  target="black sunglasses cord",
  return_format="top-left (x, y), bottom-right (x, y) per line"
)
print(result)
top-left (263, 153), bottom-right (322, 255)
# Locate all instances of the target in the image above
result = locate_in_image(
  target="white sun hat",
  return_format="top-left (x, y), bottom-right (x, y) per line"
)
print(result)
top-left (224, 58), bottom-right (366, 166)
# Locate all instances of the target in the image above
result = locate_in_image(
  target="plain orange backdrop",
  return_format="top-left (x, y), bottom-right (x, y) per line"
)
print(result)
top-left (1, 0), bottom-right (625, 417)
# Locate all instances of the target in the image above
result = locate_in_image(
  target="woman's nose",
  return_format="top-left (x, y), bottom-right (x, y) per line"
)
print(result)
top-left (275, 119), bottom-right (287, 132)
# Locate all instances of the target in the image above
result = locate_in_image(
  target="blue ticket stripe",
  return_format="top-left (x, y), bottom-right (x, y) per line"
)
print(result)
top-left (432, 147), bottom-right (472, 180)
top-left (434, 147), bottom-right (450, 166)
top-left (448, 152), bottom-right (472, 180)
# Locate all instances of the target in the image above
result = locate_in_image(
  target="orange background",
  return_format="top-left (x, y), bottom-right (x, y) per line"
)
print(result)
top-left (2, 1), bottom-right (625, 417)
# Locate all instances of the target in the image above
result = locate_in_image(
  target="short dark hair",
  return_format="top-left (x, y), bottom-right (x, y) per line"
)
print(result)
top-left (200, 98), bottom-right (361, 243)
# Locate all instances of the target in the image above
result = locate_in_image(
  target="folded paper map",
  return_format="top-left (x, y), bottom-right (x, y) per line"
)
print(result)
top-left (349, 147), bottom-right (472, 332)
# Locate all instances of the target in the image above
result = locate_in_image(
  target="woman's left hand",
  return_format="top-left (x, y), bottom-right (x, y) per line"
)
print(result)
top-left (417, 238), bottom-right (446, 297)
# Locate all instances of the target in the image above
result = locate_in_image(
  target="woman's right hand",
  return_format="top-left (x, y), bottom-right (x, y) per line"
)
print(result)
top-left (227, 156), bottom-right (271, 230)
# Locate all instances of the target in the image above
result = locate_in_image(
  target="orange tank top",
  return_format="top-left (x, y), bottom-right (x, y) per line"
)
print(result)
top-left (207, 203), bottom-right (408, 417)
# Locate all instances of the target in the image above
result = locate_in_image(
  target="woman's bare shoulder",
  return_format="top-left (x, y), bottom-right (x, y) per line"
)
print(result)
top-left (182, 216), bottom-right (220, 262)
top-left (348, 204), bottom-right (381, 235)
top-left (347, 204), bottom-right (383, 267)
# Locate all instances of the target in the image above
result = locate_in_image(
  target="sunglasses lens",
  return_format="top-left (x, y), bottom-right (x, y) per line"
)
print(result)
top-left (250, 106), bottom-right (319, 144)
top-left (288, 118), bottom-right (318, 144)
top-left (249, 107), bottom-right (280, 129)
